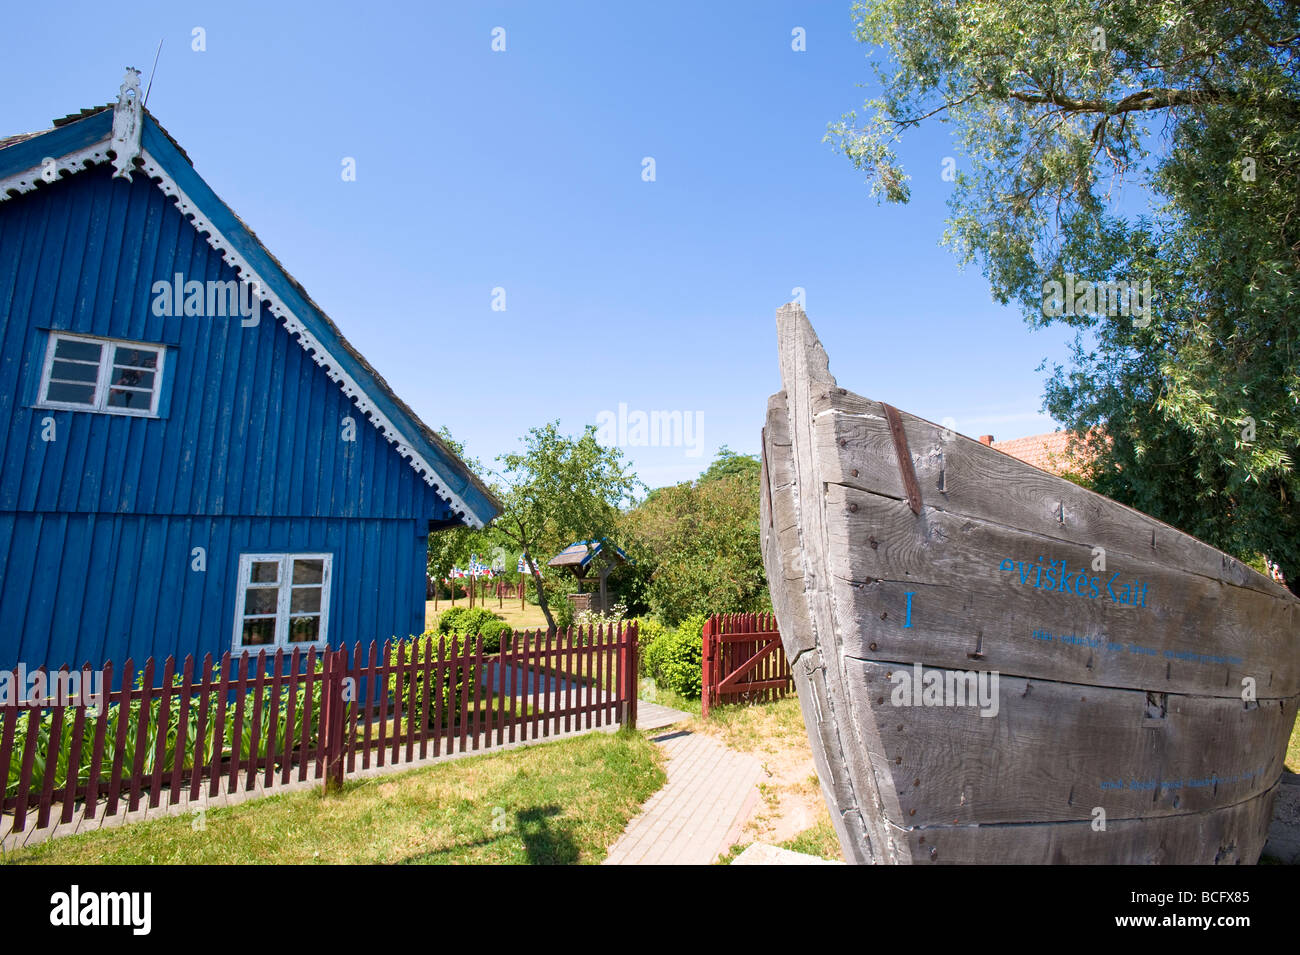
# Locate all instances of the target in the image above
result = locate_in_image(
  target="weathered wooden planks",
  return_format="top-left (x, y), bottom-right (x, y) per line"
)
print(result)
top-left (893, 784), bottom-right (1281, 865)
top-left (823, 484), bottom-right (1299, 698)
top-left (810, 389), bottom-right (1293, 601)
top-left (845, 657), bottom-right (1294, 826)
top-left (760, 302), bottom-right (1300, 865)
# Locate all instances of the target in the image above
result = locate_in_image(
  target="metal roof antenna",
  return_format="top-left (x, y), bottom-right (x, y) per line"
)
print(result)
top-left (143, 38), bottom-right (164, 108)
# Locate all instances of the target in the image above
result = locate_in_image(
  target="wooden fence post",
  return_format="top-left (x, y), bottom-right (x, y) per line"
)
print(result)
top-left (322, 648), bottom-right (346, 792)
top-left (626, 622), bottom-right (638, 731)
top-left (701, 616), bottom-right (715, 719)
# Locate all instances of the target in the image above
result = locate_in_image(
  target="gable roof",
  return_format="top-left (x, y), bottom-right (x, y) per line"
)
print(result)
top-left (547, 540), bottom-right (628, 576)
top-left (0, 82), bottom-right (498, 529)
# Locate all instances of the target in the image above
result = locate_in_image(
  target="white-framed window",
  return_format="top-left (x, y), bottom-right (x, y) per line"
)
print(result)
top-left (233, 553), bottom-right (332, 652)
top-left (37, 332), bottom-right (165, 416)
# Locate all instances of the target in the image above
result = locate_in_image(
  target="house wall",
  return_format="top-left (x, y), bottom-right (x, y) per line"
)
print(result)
top-left (0, 165), bottom-right (449, 670)
top-left (0, 512), bottom-right (428, 672)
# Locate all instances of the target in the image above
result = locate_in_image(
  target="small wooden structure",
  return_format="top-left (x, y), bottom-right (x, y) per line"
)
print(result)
top-left (547, 540), bottom-right (627, 614)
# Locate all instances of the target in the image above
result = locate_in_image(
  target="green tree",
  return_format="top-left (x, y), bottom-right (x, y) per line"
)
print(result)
top-left (622, 447), bottom-right (770, 625)
top-left (829, 1), bottom-right (1300, 593)
top-left (493, 422), bottom-right (643, 630)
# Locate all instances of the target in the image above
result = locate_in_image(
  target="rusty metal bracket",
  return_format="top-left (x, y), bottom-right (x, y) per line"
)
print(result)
top-left (882, 403), bottom-right (923, 515)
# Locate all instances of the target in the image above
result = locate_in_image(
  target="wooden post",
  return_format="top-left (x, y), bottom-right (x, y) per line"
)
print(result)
top-left (701, 616), bottom-right (714, 719)
top-left (321, 648), bottom-right (346, 792)
top-left (627, 621), bottom-right (638, 730)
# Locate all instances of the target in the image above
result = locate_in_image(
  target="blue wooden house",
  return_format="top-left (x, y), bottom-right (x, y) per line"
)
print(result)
top-left (0, 71), bottom-right (498, 671)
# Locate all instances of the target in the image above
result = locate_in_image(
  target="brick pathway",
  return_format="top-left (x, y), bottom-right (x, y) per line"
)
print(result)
top-left (603, 730), bottom-right (762, 865)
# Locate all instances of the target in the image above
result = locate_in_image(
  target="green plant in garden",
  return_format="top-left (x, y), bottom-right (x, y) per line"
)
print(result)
top-left (641, 615), bottom-right (705, 699)
top-left (5, 665), bottom-right (324, 804)
top-left (622, 448), bottom-right (771, 626)
top-left (386, 633), bottom-right (481, 729)
top-left (828, 0), bottom-right (1300, 593)
top-left (434, 606), bottom-right (512, 653)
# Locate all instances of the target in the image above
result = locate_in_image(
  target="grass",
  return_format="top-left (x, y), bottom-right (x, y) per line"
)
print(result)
top-left (425, 599), bottom-right (549, 633)
top-left (778, 818), bottom-right (842, 859)
top-left (3, 731), bottom-right (665, 865)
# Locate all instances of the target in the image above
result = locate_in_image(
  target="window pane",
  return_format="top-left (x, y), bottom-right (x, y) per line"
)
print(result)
top-left (50, 360), bottom-right (99, 383)
top-left (107, 388), bottom-right (150, 409)
top-left (54, 338), bottom-right (103, 362)
top-left (109, 367), bottom-right (155, 389)
top-left (290, 587), bottom-right (321, 613)
top-left (45, 381), bottom-right (96, 404)
top-left (243, 589), bottom-right (278, 615)
top-left (112, 347), bottom-right (158, 370)
top-left (250, 560), bottom-right (279, 583)
top-left (288, 616), bottom-right (320, 643)
top-left (241, 618), bottom-right (277, 646)
top-left (292, 559), bottom-right (325, 584)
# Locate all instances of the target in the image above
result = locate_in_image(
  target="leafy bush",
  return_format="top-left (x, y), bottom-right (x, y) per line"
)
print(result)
top-left (433, 607), bottom-right (512, 653)
top-left (477, 619), bottom-right (512, 654)
top-left (387, 633), bottom-right (479, 728)
top-left (643, 619), bottom-right (704, 699)
top-left (436, 606), bottom-right (470, 633)
top-left (630, 618), bottom-right (670, 676)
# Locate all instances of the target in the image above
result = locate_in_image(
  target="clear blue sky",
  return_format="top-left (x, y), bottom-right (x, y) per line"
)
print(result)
top-left (5, 1), bottom-right (1076, 489)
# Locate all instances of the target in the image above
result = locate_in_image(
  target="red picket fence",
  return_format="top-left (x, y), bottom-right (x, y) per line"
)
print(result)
top-left (1, 623), bottom-right (637, 835)
top-left (701, 613), bottom-right (792, 718)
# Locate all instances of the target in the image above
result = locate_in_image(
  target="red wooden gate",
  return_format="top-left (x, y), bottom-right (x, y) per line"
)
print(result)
top-left (701, 613), bottom-right (792, 718)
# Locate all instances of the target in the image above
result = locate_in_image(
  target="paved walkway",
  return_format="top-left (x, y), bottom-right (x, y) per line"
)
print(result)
top-left (603, 730), bottom-right (763, 865)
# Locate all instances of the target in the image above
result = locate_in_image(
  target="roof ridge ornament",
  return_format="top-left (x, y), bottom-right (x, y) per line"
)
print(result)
top-left (110, 67), bottom-right (143, 180)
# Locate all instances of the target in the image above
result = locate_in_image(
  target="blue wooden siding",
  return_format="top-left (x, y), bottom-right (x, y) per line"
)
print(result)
top-left (0, 164), bottom-right (449, 670)
top-left (0, 512), bottom-right (427, 672)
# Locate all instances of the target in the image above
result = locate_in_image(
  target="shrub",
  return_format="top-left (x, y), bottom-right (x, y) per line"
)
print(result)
top-left (631, 618), bottom-right (670, 676)
top-left (436, 606), bottom-right (470, 634)
top-left (642, 613), bottom-right (706, 691)
top-left (477, 619), bottom-right (512, 654)
top-left (644, 622), bottom-right (703, 699)
top-left (388, 632), bottom-right (478, 728)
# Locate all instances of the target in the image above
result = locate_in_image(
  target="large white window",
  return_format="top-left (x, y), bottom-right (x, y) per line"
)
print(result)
top-left (233, 554), bottom-right (332, 652)
top-left (38, 333), bottom-right (165, 416)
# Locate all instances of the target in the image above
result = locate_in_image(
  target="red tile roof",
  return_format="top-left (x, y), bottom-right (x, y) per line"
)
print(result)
top-left (990, 431), bottom-right (1094, 477)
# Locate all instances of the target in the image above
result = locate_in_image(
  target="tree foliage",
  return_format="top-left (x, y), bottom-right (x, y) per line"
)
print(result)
top-left (493, 422), bottom-right (642, 629)
top-left (621, 448), bottom-right (770, 625)
top-left (830, 0), bottom-right (1300, 591)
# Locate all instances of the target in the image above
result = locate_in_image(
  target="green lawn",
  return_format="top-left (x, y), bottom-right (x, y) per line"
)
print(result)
top-left (3, 730), bottom-right (665, 865)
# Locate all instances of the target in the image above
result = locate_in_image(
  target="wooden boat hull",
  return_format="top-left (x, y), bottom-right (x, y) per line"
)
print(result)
top-left (760, 304), bottom-right (1300, 864)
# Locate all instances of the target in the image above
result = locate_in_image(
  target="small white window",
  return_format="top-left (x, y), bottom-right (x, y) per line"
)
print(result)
top-left (38, 333), bottom-right (165, 416)
top-left (233, 554), bottom-right (332, 652)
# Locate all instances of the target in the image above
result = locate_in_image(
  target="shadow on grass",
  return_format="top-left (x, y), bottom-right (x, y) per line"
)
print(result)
top-left (397, 804), bottom-right (578, 865)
